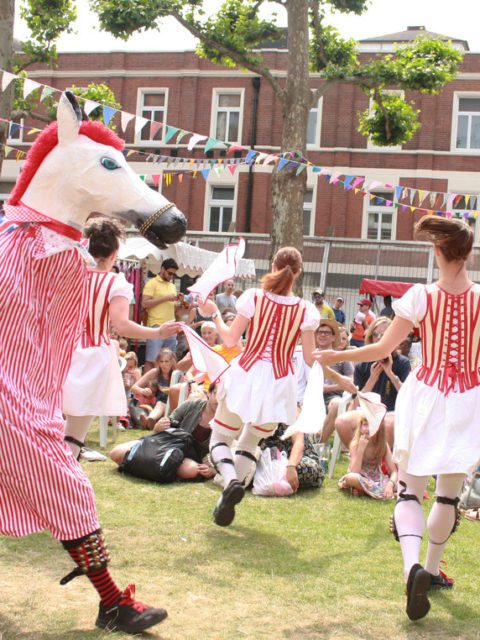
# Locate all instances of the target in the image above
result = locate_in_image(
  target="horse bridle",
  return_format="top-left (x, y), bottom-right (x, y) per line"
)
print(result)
top-left (138, 202), bottom-right (175, 236)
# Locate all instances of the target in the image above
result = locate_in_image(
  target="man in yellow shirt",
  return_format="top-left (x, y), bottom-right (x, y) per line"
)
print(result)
top-left (311, 288), bottom-right (335, 320)
top-left (142, 258), bottom-right (179, 371)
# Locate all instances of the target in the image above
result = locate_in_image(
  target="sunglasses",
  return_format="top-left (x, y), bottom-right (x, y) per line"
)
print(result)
top-left (372, 331), bottom-right (385, 338)
top-left (317, 329), bottom-right (334, 336)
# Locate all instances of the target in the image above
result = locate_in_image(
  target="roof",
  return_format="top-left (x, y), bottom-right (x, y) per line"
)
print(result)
top-left (359, 26), bottom-right (469, 51)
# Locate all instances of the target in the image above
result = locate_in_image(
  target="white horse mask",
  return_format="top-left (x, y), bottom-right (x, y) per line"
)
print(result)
top-left (15, 91), bottom-right (186, 248)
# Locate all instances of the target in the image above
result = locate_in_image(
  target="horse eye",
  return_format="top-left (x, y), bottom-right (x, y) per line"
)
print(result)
top-left (101, 157), bottom-right (120, 170)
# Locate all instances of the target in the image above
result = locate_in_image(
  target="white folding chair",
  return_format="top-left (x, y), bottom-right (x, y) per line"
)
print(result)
top-left (164, 369), bottom-right (184, 417)
top-left (99, 416), bottom-right (118, 449)
top-left (328, 392), bottom-right (354, 479)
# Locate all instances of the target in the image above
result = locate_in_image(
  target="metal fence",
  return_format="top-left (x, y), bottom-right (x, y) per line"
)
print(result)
top-left (186, 231), bottom-right (480, 324)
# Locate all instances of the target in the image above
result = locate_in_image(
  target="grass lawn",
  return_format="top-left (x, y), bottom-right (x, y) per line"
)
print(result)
top-left (0, 425), bottom-right (479, 640)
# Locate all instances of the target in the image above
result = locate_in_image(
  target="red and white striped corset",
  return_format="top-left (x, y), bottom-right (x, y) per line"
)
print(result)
top-left (417, 285), bottom-right (480, 394)
top-left (238, 291), bottom-right (306, 380)
top-left (82, 270), bottom-right (116, 348)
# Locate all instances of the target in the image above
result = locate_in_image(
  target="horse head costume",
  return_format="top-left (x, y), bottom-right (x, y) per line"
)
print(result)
top-left (0, 93), bottom-right (186, 540)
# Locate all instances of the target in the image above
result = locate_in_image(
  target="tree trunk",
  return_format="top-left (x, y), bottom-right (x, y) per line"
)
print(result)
top-left (270, 0), bottom-right (311, 293)
top-left (0, 0), bottom-right (15, 181)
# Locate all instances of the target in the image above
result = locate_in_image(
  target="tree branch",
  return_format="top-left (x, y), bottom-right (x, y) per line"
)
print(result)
top-left (171, 9), bottom-right (286, 104)
top-left (309, 0), bottom-right (328, 68)
top-left (11, 109), bottom-right (52, 123)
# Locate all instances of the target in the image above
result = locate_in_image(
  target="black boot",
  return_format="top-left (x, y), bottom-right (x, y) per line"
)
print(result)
top-left (96, 584), bottom-right (167, 634)
top-left (406, 564), bottom-right (431, 621)
top-left (213, 480), bottom-right (245, 527)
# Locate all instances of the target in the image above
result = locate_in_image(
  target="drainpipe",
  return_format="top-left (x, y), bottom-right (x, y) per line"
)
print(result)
top-left (245, 77), bottom-right (261, 233)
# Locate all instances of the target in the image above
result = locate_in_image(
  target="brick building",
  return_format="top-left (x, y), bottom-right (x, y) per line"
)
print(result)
top-left (2, 26), bottom-right (480, 310)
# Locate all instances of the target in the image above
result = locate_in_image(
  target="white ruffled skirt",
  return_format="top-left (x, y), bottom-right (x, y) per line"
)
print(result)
top-left (394, 369), bottom-right (480, 476)
top-left (63, 342), bottom-right (127, 416)
top-left (219, 357), bottom-right (298, 426)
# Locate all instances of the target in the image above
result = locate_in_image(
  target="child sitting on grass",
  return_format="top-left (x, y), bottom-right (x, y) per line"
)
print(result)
top-left (338, 412), bottom-right (397, 500)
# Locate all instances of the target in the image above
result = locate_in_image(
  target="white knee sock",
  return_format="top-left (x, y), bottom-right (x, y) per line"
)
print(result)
top-left (64, 415), bottom-right (94, 458)
top-left (234, 426), bottom-right (266, 483)
top-left (425, 474), bottom-right (464, 576)
top-left (209, 430), bottom-right (237, 487)
top-left (394, 471), bottom-right (428, 580)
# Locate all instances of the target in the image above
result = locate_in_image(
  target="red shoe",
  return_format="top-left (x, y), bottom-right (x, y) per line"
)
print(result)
top-left (430, 561), bottom-right (454, 589)
top-left (95, 584), bottom-right (167, 634)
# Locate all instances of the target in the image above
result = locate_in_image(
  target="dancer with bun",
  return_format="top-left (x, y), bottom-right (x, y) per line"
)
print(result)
top-left (64, 219), bottom-right (180, 458)
top-left (198, 247), bottom-right (355, 526)
top-left (315, 215), bottom-right (480, 621)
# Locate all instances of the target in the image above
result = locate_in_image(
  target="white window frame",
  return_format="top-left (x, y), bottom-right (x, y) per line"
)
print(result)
top-left (210, 88), bottom-right (245, 145)
top-left (204, 176), bottom-right (238, 233)
top-left (135, 88), bottom-right (168, 146)
top-left (306, 97), bottom-right (323, 150)
top-left (303, 182), bottom-right (318, 236)
top-left (367, 90), bottom-right (404, 151)
top-left (451, 92), bottom-right (480, 153)
top-left (362, 189), bottom-right (397, 240)
top-left (7, 118), bottom-right (24, 144)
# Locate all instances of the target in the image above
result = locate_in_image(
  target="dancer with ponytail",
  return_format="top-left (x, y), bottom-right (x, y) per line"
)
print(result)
top-left (64, 219), bottom-right (180, 459)
top-left (315, 215), bottom-right (480, 621)
top-left (198, 247), bottom-right (352, 526)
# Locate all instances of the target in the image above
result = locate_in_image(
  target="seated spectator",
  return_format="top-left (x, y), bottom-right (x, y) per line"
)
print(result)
top-left (130, 348), bottom-right (177, 429)
top-left (335, 317), bottom-right (411, 450)
top-left (350, 298), bottom-right (375, 347)
top-left (110, 384), bottom-right (218, 481)
top-left (215, 279), bottom-right (237, 314)
top-left (123, 351), bottom-right (142, 394)
top-left (338, 412), bottom-right (397, 500)
top-left (314, 320), bottom-right (354, 444)
top-left (261, 424), bottom-right (325, 491)
top-left (338, 326), bottom-right (353, 351)
top-left (332, 297), bottom-right (346, 324)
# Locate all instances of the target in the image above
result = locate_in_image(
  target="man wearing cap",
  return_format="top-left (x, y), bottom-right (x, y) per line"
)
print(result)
top-left (350, 298), bottom-right (375, 347)
top-left (332, 297), bottom-right (346, 324)
top-left (314, 320), bottom-right (354, 443)
top-left (311, 289), bottom-right (335, 320)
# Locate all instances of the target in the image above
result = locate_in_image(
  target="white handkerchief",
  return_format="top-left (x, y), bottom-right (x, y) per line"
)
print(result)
top-left (180, 323), bottom-right (230, 382)
top-left (281, 361), bottom-right (326, 439)
top-left (187, 238), bottom-right (245, 304)
top-left (357, 391), bottom-right (387, 436)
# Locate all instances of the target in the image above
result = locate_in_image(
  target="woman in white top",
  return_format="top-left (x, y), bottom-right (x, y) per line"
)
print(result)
top-left (63, 219), bottom-right (180, 458)
top-left (316, 215), bottom-right (480, 621)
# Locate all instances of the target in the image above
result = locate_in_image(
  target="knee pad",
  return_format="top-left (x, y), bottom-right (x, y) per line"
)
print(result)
top-left (435, 495), bottom-right (461, 536)
top-left (389, 480), bottom-right (422, 542)
top-left (210, 442), bottom-right (235, 472)
top-left (61, 529), bottom-right (110, 584)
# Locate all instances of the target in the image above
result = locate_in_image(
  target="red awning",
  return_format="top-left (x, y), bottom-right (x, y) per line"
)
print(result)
top-left (359, 278), bottom-right (415, 298)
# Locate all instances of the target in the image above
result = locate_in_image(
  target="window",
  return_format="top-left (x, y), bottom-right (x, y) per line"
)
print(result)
top-left (455, 97), bottom-right (480, 150)
top-left (307, 98), bottom-right (322, 148)
top-left (208, 186), bottom-right (235, 232)
top-left (451, 195), bottom-right (479, 241)
top-left (303, 189), bottom-right (314, 236)
top-left (212, 91), bottom-right (243, 143)
top-left (365, 190), bottom-right (395, 240)
top-left (137, 90), bottom-right (167, 143)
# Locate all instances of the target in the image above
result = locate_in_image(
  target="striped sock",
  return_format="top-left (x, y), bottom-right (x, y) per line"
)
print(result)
top-left (64, 547), bottom-right (122, 607)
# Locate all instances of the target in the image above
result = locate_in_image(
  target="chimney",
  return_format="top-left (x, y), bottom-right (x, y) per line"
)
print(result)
top-left (407, 26), bottom-right (425, 31)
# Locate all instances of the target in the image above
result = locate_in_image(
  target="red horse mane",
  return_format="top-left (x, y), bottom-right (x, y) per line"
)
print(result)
top-left (8, 120), bottom-right (125, 205)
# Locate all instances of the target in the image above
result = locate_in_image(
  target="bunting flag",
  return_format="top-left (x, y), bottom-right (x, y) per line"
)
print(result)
top-left (83, 99), bottom-right (100, 116)
top-left (187, 238), bottom-right (245, 304)
top-left (205, 137), bottom-right (221, 152)
top-left (150, 121), bottom-right (163, 140)
top-left (164, 125), bottom-right (179, 143)
top-left (180, 324), bottom-right (230, 382)
top-left (40, 85), bottom-right (55, 102)
top-left (23, 78), bottom-right (40, 99)
top-left (102, 105), bottom-right (117, 127)
top-left (188, 133), bottom-right (208, 150)
top-left (1, 71), bottom-right (17, 92)
top-left (120, 110), bottom-right (135, 132)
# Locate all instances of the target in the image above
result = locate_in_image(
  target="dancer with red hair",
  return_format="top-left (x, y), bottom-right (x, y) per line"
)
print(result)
top-left (198, 247), bottom-right (353, 526)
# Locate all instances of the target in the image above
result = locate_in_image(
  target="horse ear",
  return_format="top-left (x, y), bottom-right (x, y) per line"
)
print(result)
top-left (57, 91), bottom-right (82, 144)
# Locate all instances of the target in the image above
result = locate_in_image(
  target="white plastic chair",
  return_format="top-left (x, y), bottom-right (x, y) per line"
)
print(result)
top-left (99, 416), bottom-right (118, 449)
top-left (164, 369), bottom-right (187, 417)
top-left (328, 392), bottom-right (354, 479)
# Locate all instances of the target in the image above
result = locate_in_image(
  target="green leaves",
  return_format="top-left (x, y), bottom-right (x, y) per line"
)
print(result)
top-left (18, 0), bottom-right (76, 65)
top-left (91, 0), bottom-right (176, 39)
top-left (309, 24), bottom-right (358, 74)
top-left (358, 92), bottom-right (420, 146)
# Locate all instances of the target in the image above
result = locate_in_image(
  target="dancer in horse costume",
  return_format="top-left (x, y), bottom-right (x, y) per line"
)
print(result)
top-left (0, 92), bottom-right (186, 634)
